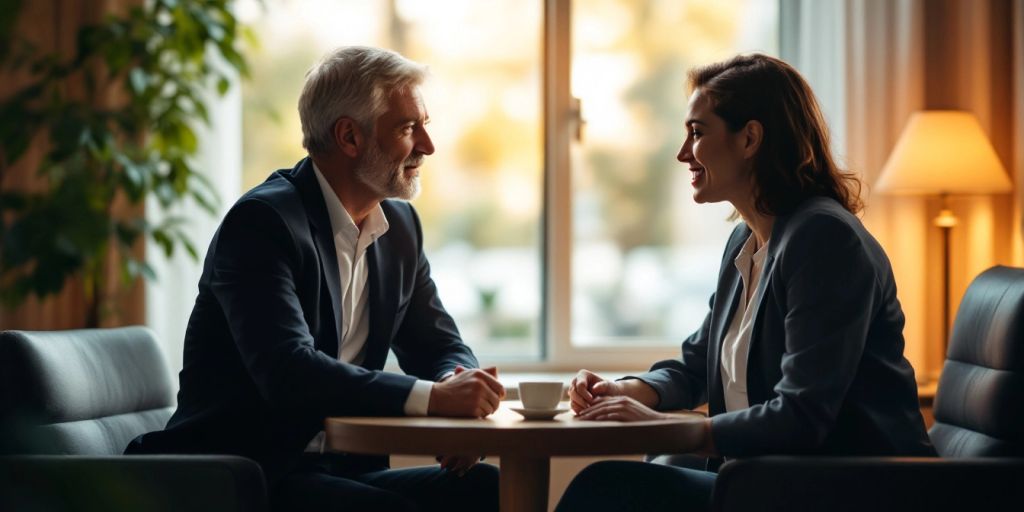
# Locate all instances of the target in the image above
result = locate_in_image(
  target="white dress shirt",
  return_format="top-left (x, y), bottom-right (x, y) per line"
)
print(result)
top-left (306, 164), bottom-right (433, 452)
top-left (720, 233), bottom-right (769, 412)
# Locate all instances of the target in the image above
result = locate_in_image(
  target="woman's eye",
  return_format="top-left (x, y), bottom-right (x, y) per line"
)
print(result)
top-left (690, 130), bottom-right (701, 139)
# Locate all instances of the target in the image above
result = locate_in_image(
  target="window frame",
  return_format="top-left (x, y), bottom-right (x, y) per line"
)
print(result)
top-left (512, 0), bottom-right (680, 372)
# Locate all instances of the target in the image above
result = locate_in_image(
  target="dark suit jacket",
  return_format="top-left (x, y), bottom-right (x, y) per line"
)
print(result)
top-left (126, 158), bottom-right (478, 482)
top-left (637, 196), bottom-right (935, 462)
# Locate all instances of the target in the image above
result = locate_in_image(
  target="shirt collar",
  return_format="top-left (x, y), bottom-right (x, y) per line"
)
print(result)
top-left (734, 233), bottom-right (769, 269)
top-left (312, 161), bottom-right (390, 240)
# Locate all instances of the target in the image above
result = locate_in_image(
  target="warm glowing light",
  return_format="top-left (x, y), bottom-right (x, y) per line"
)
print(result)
top-left (875, 111), bottom-right (1012, 195)
top-left (571, 53), bottom-right (643, 146)
top-left (497, 171), bottom-right (539, 219)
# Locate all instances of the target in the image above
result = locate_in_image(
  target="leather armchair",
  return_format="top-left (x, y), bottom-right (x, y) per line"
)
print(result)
top-left (711, 456), bottom-right (1024, 511)
top-left (707, 265), bottom-right (1024, 511)
top-left (0, 326), bottom-right (268, 511)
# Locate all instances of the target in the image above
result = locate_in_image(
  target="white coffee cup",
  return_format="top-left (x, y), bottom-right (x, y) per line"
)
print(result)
top-left (518, 381), bottom-right (564, 410)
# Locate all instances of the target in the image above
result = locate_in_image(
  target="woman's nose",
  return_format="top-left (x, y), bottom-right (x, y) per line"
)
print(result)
top-left (677, 140), bottom-right (693, 163)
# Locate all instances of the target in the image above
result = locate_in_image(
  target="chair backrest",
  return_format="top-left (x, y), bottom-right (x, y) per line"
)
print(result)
top-left (0, 326), bottom-right (175, 455)
top-left (930, 265), bottom-right (1024, 457)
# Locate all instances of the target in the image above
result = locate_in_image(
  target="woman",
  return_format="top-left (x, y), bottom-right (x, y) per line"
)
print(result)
top-left (556, 54), bottom-right (935, 511)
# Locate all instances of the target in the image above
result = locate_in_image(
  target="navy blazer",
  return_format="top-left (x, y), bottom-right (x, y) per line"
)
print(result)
top-left (637, 197), bottom-right (935, 459)
top-left (126, 158), bottom-right (478, 480)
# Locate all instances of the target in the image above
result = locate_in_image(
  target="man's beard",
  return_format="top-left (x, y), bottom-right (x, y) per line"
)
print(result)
top-left (353, 141), bottom-right (422, 201)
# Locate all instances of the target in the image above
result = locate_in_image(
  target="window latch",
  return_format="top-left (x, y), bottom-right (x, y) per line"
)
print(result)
top-left (570, 96), bottom-right (586, 143)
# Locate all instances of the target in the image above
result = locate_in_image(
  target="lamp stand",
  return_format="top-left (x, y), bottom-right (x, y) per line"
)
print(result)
top-left (934, 194), bottom-right (958, 361)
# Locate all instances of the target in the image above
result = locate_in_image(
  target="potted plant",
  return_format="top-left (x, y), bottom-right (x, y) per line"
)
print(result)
top-left (0, 0), bottom-right (251, 326)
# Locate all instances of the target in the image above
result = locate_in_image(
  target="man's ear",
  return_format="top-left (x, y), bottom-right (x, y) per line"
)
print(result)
top-left (333, 117), bottom-right (364, 158)
top-left (742, 120), bottom-right (763, 159)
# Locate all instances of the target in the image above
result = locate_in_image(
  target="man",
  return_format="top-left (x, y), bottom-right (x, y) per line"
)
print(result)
top-left (126, 46), bottom-right (503, 512)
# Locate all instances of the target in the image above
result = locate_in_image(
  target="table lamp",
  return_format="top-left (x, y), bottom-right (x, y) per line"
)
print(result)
top-left (875, 110), bottom-right (1012, 356)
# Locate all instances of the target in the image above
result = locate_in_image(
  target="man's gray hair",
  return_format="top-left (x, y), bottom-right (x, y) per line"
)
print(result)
top-left (299, 46), bottom-right (428, 156)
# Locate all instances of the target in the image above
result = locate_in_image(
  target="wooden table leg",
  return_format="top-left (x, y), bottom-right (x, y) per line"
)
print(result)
top-left (499, 455), bottom-right (550, 512)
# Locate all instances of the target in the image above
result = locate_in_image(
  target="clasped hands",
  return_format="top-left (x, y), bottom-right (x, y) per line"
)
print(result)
top-left (568, 369), bottom-right (671, 421)
top-left (427, 365), bottom-right (505, 476)
top-left (570, 369), bottom-right (716, 456)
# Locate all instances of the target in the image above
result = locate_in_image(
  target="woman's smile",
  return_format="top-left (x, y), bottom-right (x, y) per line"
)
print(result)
top-left (690, 166), bottom-right (706, 185)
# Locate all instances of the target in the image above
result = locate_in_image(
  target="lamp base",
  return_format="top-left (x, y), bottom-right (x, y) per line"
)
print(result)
top-left (934, 200), bottom-right (956, 363)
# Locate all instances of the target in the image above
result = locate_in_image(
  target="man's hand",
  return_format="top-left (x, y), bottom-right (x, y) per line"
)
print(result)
top-left (436, 454), bottom-right (483, 476)
top-left (428, 366), bottom-right (505, 418)
top-left (575, 395), bottom-right (672, 422)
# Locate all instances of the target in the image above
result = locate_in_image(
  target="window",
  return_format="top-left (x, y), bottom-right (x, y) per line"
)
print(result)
top-left (568, 0), bottom-right (778, 347)
top-left (237, 0), bottom-right (778, 368)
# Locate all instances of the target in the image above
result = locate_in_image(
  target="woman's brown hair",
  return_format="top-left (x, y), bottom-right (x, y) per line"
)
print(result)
top-left (688, 54), bottom-right (863, 215)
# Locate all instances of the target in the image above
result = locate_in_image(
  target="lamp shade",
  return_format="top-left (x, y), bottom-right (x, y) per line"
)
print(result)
top-left (875, 111), bottom-right (1012, 195)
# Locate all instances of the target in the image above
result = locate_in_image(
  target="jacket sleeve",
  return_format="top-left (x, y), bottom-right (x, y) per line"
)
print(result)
top-left (711, 215), bottom-right (879, 456)
top-left (390, 203), bottom-right (478, 382)
top-left (630, 293), bottom-right (713, 410)
top-left (211, 198), bottom-right (416, 418)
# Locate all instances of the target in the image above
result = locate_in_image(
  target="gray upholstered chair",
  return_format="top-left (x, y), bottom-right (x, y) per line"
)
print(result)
top-left (0, 326), bottom-right (267, 511)
top-left (708, 265), bottom-right (1024, 511)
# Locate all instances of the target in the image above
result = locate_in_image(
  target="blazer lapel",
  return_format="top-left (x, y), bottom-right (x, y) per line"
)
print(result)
top-left (707, 228), bottom-right (747, 416)
top-left (292, 159), bottom-right (343, 359)
top-left (743, 213), bottom-right (787, 382)
top-left (709, 268), bottom-right (741, 415)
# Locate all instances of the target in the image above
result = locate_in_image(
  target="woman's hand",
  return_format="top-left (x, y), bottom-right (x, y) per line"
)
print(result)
top-left (569, 370), bottom-right (662, 414)
top-left (575, 395), bottom-right (673, 422)
top-left (569, 369), bottom-right (620, 413)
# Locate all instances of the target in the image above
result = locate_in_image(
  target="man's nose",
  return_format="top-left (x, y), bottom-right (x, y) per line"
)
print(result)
top-left (417, 128), bottom-right (435, 156)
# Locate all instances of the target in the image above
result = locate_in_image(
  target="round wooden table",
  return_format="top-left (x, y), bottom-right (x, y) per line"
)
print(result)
top-left (325, 403), bottom-right (706, 512)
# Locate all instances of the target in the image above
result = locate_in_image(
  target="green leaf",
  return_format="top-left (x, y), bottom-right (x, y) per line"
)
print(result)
top-left (151, 228), bottom-right (174, 257)
top-left (114, 220), bottom-right (141, 246)
top-left (181, 235), bottom-right (198, 260)
top-left (139, 260), bottom-right (157, 280)
top-left (179, 124), bottom-right (197, 153)
top-left (190, 188), bottom-right (217, 215)
top-left (191, 97), bottom-right (210, 124)
top-left (124, 257), bottom-right (157, 281)
top-left (216, 76), bottom-right (230, 96)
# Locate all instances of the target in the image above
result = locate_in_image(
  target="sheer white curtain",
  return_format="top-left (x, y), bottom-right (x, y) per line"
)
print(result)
top-left (781, 0), bottom-right (1024, 382)
top-left (146, 80), bottom-right (243, 379)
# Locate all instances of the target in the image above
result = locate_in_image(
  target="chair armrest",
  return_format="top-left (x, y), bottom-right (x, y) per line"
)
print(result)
top-left (0, 455), bottom-right (268, 512)
top-left (644, 453), bottom-right (707, 470)
top-left (711, 456), bottom-right (1024, 512)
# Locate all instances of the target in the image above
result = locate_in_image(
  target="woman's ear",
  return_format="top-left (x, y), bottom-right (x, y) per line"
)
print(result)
top-left (742, 120), bottom-right (763, 159)
top-left (333, 117), bottom-right (364, 158)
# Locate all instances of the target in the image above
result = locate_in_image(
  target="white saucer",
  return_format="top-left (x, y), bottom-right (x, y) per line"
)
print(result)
top-left (510, 407), bottom-right (569, 421)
